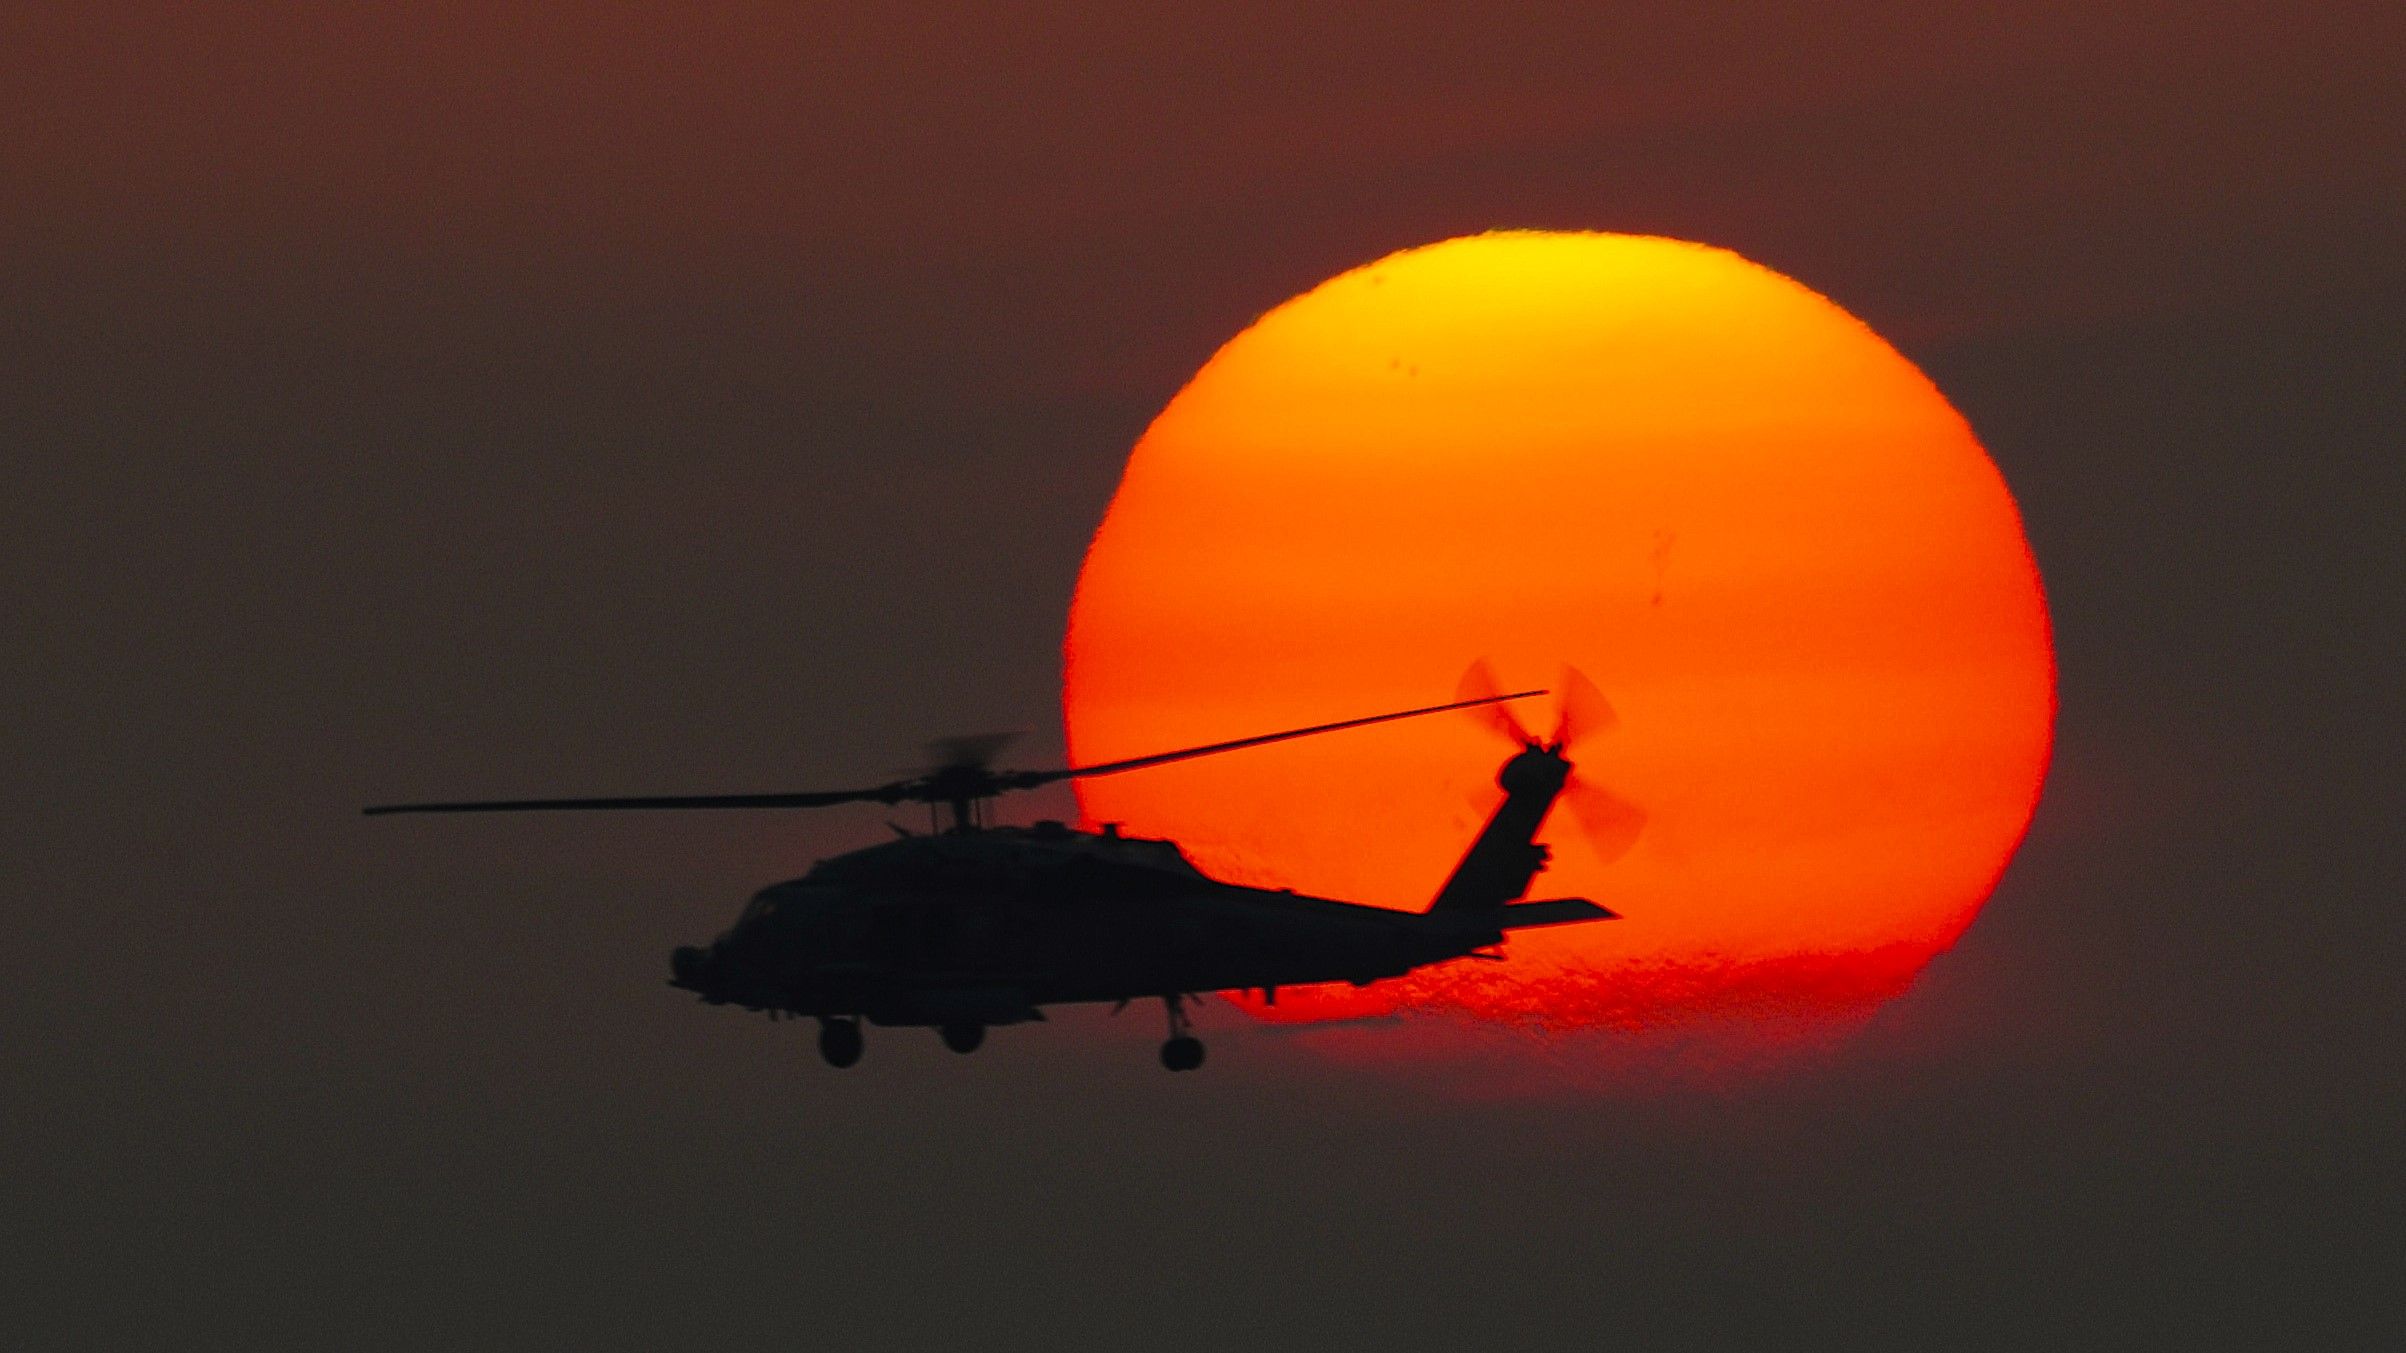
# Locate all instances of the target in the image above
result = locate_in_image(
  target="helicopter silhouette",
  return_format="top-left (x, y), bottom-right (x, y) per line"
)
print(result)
top-left (364, 675), bottom-right (1640, 1071)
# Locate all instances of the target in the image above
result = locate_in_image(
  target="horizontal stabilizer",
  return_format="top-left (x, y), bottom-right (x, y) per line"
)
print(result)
top-left (1497, 898), bottom-right (1617, 928)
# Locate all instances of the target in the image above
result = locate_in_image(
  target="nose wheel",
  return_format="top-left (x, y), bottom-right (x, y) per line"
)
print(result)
top-left (817, 1017), bottom-right (863, 1068)
top-left (1158, 994), bottom-right (1206, 1072)
top-left (939, 1022), bottom-right (986, 1054)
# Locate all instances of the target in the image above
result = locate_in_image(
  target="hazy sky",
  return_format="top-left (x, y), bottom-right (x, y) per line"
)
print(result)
top-left (5, 6), bottom-right (2400, 1349)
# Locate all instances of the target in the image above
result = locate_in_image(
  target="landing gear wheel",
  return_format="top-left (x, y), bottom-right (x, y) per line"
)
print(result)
top-left (939, 1022), bottom-right (985, 1054)
top-left (818, 1018), bottom-right (863, 1068)
top-left (1156, 993), bottom-right (1205, 1071)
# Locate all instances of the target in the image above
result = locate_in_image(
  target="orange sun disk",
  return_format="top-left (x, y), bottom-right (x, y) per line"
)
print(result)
top-left (1063, 232), bottom-right (2053, 1035)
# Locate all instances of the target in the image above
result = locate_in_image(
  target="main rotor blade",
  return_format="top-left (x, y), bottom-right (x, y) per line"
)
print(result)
top-left (1008, 689), bottom-right (1547, 788)
top-left (362, 785), bottom-right (901, 816)
top-left (363, 690), bottom-right (1549, 817)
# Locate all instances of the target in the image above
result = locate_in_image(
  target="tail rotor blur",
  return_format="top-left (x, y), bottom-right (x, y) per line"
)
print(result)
top-left (1562, 780), bottom-right (1647, 863)
top-left (1552, 664), bottom-right (1620, 746)
top-left (1454, 658), bottom-right (1537, 745)
top-left (1456, 659), bottom-right (1647, 863)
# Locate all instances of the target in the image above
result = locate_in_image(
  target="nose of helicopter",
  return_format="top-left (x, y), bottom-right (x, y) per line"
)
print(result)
top-left (670, 944), bottom-right (713, 988)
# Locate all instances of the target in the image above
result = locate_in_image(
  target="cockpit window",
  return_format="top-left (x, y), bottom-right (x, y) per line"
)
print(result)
top-left (739, 881), bottom-right (815, 925)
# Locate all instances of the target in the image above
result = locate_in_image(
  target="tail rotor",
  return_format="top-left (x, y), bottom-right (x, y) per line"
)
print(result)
top-left (1552, 664), bottom-right (1620, 746)
top-left (1454, 658), bottom-right (1538, 745)
top-left (1457, 659), bottom-right (1647, 863)
top-left (1562, 779), bottom-right (1647, 864)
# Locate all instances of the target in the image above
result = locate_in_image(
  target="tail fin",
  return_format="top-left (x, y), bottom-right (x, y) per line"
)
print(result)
top-left (1428, 745), bottom-right (1573, 911)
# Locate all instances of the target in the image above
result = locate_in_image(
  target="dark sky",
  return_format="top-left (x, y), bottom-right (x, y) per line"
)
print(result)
top-left (6, 5), bottom-right (2400, 1348)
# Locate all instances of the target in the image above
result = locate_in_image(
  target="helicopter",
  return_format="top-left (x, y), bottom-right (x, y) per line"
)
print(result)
top-left (363, 674), bottom-right (1642, 1071)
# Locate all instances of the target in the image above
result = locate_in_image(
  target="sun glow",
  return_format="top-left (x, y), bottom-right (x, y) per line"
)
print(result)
top-left (1063, 232), bottom-right (2053, 1030)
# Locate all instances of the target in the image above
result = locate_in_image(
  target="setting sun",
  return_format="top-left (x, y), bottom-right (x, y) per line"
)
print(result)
top-left (1063, 231), bottom-right (2054, 1030)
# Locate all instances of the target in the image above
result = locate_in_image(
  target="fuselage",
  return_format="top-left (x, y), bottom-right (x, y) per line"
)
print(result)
top-left (670, 822), bottom-right (1505, 1026)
